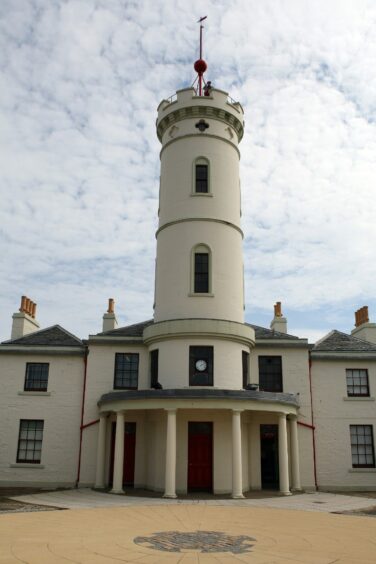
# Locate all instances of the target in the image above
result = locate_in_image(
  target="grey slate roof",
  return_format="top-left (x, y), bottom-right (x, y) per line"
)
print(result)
top-left (312, 330), bottom-right (376, 352)
top-left (97, 319), bottom-right (302, 341)
top-left (1, 325), bottom-right (84, 347)
top-left (246, 323), bottom-right (300, 340)
top-left (96, 319), bottom-right (154, 337)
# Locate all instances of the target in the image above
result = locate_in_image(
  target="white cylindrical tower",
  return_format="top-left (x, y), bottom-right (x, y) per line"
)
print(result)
top-left (154, 87), bottom-right (245, 323)
top-left (144, 79), bottom-right (255, 390)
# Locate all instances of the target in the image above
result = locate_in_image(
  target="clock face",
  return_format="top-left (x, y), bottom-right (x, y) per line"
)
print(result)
top-left (195, 359), bottom-right (207, 372)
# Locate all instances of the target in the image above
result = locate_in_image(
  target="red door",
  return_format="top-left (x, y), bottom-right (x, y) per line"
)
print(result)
top-left (188, 422), bottom-right (213, 491)
top-left (109, 422), bottom-right (136, 487)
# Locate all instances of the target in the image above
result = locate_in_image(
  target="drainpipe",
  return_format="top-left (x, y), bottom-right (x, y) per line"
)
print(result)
top-left (308, 354), bottom-right (318, 489)
top-left (76, 346), bottom-right (89, 487)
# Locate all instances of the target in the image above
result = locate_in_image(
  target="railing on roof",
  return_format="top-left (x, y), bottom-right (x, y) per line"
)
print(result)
top-left (163, 92), bottom-right (239, 106)
top-left (165, 93), bottom-right (177, 104)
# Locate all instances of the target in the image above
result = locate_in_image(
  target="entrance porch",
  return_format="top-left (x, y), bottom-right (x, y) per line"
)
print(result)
top-left (94, 389), bottom-right (301, 498)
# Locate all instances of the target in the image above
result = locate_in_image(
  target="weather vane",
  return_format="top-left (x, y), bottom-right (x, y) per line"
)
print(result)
top-left (193, 16), bottom-right (211, 96)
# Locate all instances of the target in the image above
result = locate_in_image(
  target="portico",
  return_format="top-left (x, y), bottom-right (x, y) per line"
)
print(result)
top-left (94, 389), bottom-right (301, 498)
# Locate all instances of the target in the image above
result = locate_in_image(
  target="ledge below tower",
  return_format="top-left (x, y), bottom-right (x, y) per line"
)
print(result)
top-left (143, 318), bottom-right (255, 347)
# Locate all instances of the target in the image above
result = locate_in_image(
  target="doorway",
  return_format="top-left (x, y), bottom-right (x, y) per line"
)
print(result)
top-left (188, 422), bottom-right (213, 491)
top-left (260, 424), bottom-right (279, 489)
top-left (109, 422), bottom-right (136, 487)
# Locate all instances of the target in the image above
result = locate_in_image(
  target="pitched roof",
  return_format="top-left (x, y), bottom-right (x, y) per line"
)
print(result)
top-left (97, 319), bottom-right (301, 341)
top-left (312, 330), bottom-right (376, 352)
top-left (96, 319), bottom-right (154, 337)
top-left (246, 323), bottom-right (300, 340)
top-left (1, 325), bottom-right (84, 347)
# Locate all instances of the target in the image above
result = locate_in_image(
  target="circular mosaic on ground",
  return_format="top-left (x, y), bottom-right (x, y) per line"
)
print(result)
top-left (134, 530), bottom-right (256, 554)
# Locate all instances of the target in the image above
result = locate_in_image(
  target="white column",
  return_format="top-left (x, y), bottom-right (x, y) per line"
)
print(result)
top-left (278, 413), bottom-right (291, 495)
top-left (163, 408), bottom-right (177, 498)
top-left (290, 415), bottom-right (302, 491)
top-left (248, 419), bottom-right (261, 490)
top-left (111, 411), bottom-right (125, 494)
top-left (94, 413), bottom-right (107, 489)
top-left (232, 409), bottom-right (244, 499)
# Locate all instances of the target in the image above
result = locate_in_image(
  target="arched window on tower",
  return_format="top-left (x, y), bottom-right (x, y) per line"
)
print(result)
top-left (194, 157), bottom-right (210, 194)
top-left (191, 244), bottom-right (211, 294)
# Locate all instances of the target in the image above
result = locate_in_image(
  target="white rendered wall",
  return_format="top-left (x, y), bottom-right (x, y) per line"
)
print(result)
top-left (79, 343), bottom-right (149, 486)
top-left (155, 337), bottom-right (248, 390)
top-left (154, 221), bottom-right (244, 322)
top-left (158, 134), bottom-right (241, 229)
top-left (0, 354), bottom-right (83, 487)
top-left (312, 358), bottom-right (376, 490)
top-left (249, 346), bottom-right (315, 490)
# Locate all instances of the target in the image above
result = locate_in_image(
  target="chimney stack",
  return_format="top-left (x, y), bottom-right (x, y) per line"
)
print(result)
top-left (351, 305), bottom-right (376, 344)
top-left (11, 295), bottom-right (40, 340)
top-left (102, 298), bottom-right (118, 332)
top-left (270, 301), bottom-right (287, 334)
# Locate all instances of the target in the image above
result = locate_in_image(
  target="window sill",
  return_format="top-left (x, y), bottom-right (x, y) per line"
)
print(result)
top-left (10, 463), bottom-right (45, 469)
top-left (348, 468), bottom-right (376, 473)
top-left (191, 193), bottom-right (213, 197)
top-left (18, 391), bottom-right (51, 396)
top-left (188, 293), bottom-right (214, 297)
top-left (343, 397), bottom-right (375, 401)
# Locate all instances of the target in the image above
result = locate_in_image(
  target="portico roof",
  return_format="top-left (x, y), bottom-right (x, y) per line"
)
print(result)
top-left (98, 388), bottom-right (299, 410)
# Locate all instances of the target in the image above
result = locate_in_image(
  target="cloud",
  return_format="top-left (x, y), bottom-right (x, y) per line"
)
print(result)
top-left (1, 0), bottom-right (376, 342)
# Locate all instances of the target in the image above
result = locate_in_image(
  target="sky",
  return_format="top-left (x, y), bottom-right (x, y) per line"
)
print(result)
top-left (1, 0), bottom-right (376, 343)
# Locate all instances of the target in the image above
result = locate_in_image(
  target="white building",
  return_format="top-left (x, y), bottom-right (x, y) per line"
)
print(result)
top-left (1, 75), bottom-right (375, 496)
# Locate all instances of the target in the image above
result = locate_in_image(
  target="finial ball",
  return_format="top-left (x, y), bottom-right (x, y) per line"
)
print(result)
top-left (194, 58), bottom-right (207, 74)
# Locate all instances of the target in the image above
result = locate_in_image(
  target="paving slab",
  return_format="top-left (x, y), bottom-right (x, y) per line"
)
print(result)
top-left (10, 488), bottom-right (376, 513)
top-left (1, 504), bottom-right (376, 563)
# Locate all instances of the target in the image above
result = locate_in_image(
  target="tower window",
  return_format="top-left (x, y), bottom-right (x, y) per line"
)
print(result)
top-left (242, 351), bottom-right (249, 389)
top-left (150, 349), bottom-right (159, 388)
top-left (194, 252), bottom-right (209, 293)
top-left (195, 164), bottom-right (208, 193)
top-left (189, 346), bottom-right (213, 386)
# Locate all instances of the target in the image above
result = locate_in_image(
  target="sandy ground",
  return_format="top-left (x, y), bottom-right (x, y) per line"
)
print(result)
top-left (1, 503), bottom-right (376, 563)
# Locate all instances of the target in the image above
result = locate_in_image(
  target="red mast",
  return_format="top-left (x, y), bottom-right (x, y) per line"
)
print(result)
top-left (194, 16), bottom-right (207, 96)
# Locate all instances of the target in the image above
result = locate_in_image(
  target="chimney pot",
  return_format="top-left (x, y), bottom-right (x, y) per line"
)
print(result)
top-left (108, 298), bottom-right (115, 314)
top-left (19, 295), bottom-right (27, 313)
top-left (362, 306), bottom-right (369, 324)
top-left (25, 297), bottom-right (31, 315)
top-left (274, 301), bottom-right (282, 317)
top-left (31, 302), bottom-right (37, 318)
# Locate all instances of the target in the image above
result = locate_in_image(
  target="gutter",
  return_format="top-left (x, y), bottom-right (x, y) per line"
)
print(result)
top-left (76, 347), bottom-right (89, 487)
top-left (308, 354), bottom-right (318, 489)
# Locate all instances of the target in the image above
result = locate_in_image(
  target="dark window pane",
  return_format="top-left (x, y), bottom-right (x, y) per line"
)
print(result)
top-left (194, 253), bottom-right (209, 293)
top-left (24, 363), bottom-right (49, 391)
top-left (258, 356), bottom-right (283, 392)
top-left (17, 420), bottom-right (44, 464)
top-left (350, 425), bottom-right (375, 468)
top-left (189, 346), bottom-right (213, 386)
top-left (114, 353), bottom-right (139, 389)
top-left (150, 349), bottom-right (159, 387)
top-left (242, 351), bottom-right (249, 389)
top-left (195, 164), bottom-right (208, 193)
top-left (346, 369), bottom-right (369, 397)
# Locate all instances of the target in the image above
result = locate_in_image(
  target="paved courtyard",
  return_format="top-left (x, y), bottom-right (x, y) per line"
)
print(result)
top-left (0, 490), bottom-right (375, 563)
